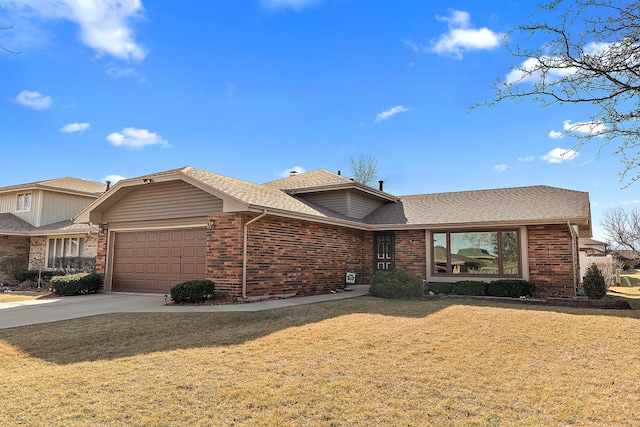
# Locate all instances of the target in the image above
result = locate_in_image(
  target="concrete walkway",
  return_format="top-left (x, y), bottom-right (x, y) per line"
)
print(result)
top-left (0, 285), bottom-right (370, 330)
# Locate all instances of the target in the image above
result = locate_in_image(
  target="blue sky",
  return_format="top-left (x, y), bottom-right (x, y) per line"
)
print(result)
top-left (0, 0), bottom-right (637, 240)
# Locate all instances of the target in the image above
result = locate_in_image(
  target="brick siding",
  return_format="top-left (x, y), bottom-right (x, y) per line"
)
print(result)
top-left (528, 224), bottom-right (577, 297)
top-left (0, 236), bottom-right (30, 284)
top-left (207, 214), bottom-right (368, 298)
top-left (394, 230), bottom-right (427, 280)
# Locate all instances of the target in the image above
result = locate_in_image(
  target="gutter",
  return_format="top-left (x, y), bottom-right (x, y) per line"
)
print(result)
top-left (243, 210), bottom-right (268, 300)
top-left (568, 221), bottom-right (579, 295)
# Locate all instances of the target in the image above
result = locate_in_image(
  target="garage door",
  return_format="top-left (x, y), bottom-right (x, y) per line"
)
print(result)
top-left (112, 228), bottom-right (207, 293)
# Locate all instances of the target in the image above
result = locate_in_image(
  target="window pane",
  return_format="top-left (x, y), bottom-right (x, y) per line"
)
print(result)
top-left (17, 194), bottom-right (24, 211)
top-left (502, 231), bottom-right (519, 274)
top-left (78, 238), bottom-right (84, 256)
top-left (450, 232), bottom-right (499, 274)
top-left (47, 239), bottom-right (55, 268)
top-left (433, 232), bottom-right (447, 274)
top-left (24, 193), bottom-right (31, 210)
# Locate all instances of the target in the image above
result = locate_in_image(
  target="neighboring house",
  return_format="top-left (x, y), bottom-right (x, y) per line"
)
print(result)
top-left (75, 167), bottom-right (592, 298)
top-left (610, 249), bottom-right (640, 269)
top-left (579, 238), bottom-right (609, 257)
top-left (0, 177), bottom-right (107, 284)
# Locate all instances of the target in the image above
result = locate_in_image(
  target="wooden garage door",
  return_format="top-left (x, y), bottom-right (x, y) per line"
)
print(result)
top-left (112, 228), bottom-right (207, 293)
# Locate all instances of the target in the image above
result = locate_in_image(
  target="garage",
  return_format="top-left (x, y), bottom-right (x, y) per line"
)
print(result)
top-left (111, 228), bottom-right (207, 293)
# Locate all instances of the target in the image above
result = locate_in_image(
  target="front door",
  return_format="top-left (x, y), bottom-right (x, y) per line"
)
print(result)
top-left (374, 232), bottom-right (395, 272)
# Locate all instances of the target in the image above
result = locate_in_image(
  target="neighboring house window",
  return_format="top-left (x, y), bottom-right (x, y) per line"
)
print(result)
top-left (433, 230), bottom-right (520, 276)
top-left (16, 193), bottom-right (32, 211)
top-left (46, 237), bottom-right (85, 269)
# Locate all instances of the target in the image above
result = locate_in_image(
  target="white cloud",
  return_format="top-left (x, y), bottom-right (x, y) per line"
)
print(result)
top-left (494, 164), bottom-right (507, 172)
top-left (374, 105), bottom-right (410, 124)
top-left (548, 119), bottom-right (608, 140)
top-left (13, 90), bottom-right (52, 110)
top-left (548, 130), bottom-right (563, 139)
top-left (60, 122), bottom-right (90, 133)
top-left (421, 10), bottom-right (504, 59)
top-left (260, 0), bottom-right (321, 11)
top-left (276, 166), bottom-right (306, 178)
top-left (505, 56), bottom-right (576, 84)
top-left (518, 155), bottom-right (535, 162)
top-left (103, 174), bottom-right (125, 183)
top-left (106, 64), bottom-right (139, 78)
top-left (541, 147), bottom-right (579, 163)
top-left (1, 0), bottom-right (146, 61)
top-left (562, 119), bottom-right (607, 137)
top-left (106, 127), bottom-right (168, 149)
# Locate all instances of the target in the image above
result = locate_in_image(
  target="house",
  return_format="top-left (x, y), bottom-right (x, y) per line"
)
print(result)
top-left (579, 238), bottom-right (608, 257)
top-left (75, 167), bottom-right (592, 298)
top-left (609, 249), bottom-right (640, 270)
top-left (0, 177), bottom-right (107, 284)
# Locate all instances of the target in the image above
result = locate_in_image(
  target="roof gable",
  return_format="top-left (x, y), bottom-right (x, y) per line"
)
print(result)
top-left (0, 177), bottom-right (106, 196)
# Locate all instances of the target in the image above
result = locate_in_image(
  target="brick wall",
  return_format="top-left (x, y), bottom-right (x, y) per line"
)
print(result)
top-left (95, 227), bottom-right (108, 276)
top-left (394, 230), bottom-right (427, 280)
top-left (28, 236), bottom-right (47, 271)
top-left (207, 214), bottom-right (368, 297)
top-left (528, 224), bottom-right (576, 297)
top-left (0, 236), bottom-right (30, 284)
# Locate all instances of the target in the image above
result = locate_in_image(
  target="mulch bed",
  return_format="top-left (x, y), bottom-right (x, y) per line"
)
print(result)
top-left (424, 293), bottom-right (632, 309)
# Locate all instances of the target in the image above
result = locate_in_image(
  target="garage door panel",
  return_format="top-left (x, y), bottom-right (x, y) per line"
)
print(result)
top-left (112, 228), bottom-right (207, 293)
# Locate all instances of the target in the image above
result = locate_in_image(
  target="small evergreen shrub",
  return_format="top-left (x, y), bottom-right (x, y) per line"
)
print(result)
top-left (583, 263), bottom-right (607, 299)
top-left (368, 268), bottom-right (424, 299)
top-left (486, 279), bottom-right (535, 298)
top-left (426, 282), bottom-right (454, 294)
top-left (170, 280), bottom-right (215, 303)
top-left (13, 270), bottom-right (57, 282)
top-left (50, 272), bottom-right (102, 296)
top-left (453, 280), bottom-right (487, 296)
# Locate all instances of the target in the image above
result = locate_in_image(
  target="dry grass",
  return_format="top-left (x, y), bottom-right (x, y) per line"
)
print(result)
top-left (0, 292), bottom-right (43, 303)
top-left (1, 297), bottom-right (639, 426)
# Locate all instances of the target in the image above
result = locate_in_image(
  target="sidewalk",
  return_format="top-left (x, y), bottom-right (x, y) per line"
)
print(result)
top-left (0, 285), bottom-right (370, 330)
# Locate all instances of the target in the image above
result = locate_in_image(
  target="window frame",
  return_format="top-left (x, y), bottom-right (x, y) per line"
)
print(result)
top-left (16, 192), bottom-right (32, 212)
top-left (431, 229), bottom-right (521, 278)
top-left (45, 236), bottom-right (86, 270)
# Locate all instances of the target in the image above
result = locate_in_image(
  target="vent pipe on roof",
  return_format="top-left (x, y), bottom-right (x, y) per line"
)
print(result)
top-left (379, 180), bottom-right (384, 191)
top-left (106, 181), bottom-right (111, 191)
top-left (337, 170), bottom-right (341, 175)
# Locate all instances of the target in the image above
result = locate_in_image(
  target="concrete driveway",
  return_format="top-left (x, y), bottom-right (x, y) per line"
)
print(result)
top-left (0, 285), bottom-right (369, 330)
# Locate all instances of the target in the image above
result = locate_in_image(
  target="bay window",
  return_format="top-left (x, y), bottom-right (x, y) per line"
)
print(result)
top-left (433, 230), bottom-right (520, 276)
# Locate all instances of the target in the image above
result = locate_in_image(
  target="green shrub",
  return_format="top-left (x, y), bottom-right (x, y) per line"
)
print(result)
top-left (50, 272), bottom-right (102, 296)
top-left (170, 280), bottom-right (215, 303)
top-left (486, 279), bottom-right (535, 298)
top-left (583, 263), bottom-right (607, 299)
top-left (13, 270), bottom-right (57, 282)
top-left (453, 280), bottom-right (487, 296)
top-left (426, 282), bottom-right (454, 294)
top-left (368, 268), bottom-right (424, 299)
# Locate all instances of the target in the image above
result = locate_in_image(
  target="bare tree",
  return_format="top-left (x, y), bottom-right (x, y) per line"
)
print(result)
top-left (482, 0), bottom-right (640, 186)
top-left (350, 154), bottom-right (378, 186)
top-left (601, 206), bottom-right (640, 251)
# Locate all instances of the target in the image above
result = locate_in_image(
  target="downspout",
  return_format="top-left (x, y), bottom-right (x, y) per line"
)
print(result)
top-left (243, 210), bottom-right (268, 300)
top-left (567, 221), bottom-right (579, 296)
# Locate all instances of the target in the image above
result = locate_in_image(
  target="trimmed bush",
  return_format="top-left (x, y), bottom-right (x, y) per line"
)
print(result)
top-left (368, 268), bottom-right (424, 299)
top-left (14, 270), bottom-right (60, 282)
top-left (50, 272), bottom-right (102, 296)
top-left (583, 263), bottom-right (607, 299)
top-left (170, 280), bottom-right (215, 303)
top-left (426, 282), bottom-right (454, 294)
top-left (453, 280), bottom-right (486, 296)
top-left (486, 279), bottom-right (535, 298)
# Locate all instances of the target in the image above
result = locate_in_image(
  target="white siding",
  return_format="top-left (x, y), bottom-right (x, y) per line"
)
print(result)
top-left (102, 180), bottom-right (223, 224)
top-left (40, 192), bottom-right (96, 226)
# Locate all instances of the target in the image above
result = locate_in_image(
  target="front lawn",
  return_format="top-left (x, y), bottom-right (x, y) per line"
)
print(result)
top-left (0, 292), bottom-right (44, 303)
top-left (1, 297), bottom-right (639, 425)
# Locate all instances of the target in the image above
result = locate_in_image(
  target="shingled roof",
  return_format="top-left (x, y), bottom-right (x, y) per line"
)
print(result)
top-left (0, 177), bottom-right (106, 196)
top-left (0, 214), bottom-right (97, 235)
top-left (364, 185), bottom-right (591, 227)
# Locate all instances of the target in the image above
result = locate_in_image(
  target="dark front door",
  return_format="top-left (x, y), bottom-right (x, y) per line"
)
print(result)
top-left (374, 232), bottom-right (395, 272)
